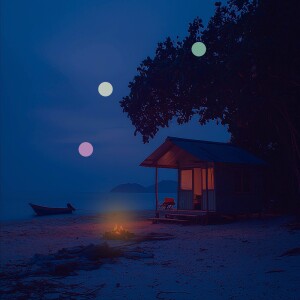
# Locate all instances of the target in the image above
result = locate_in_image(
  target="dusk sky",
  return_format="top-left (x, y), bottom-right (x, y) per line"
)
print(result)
top-left (0, 0), bottom-right (229, 195)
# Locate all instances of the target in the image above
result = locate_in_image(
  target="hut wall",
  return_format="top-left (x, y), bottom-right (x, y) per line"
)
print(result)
top-left (215, 164), bottom-right (264, 214)
top-left (178, 190), bottom-right (194, 209)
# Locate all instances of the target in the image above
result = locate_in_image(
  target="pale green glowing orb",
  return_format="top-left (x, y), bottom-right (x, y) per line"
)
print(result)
top-left (191, 42), bottom-right (206, 57)
top-left (98, 82), bottom-right (113, 97)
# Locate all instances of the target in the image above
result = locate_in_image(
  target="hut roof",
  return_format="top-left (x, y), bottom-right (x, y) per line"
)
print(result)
top-left (140, 136), bottom-right (265, 168)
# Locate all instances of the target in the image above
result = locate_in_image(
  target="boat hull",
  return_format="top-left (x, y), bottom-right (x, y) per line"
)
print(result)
top-left (29, 203), bottom-right (74, 216)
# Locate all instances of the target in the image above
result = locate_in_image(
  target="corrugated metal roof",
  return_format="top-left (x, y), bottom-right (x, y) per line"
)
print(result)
top-left (169, 137), bottom-right (265, 164)
top-left (140, 136), bottom-right (265, 167)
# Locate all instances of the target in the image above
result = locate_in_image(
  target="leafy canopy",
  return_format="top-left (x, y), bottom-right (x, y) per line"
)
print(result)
top-left (120, 0), bottom-right (300, 208)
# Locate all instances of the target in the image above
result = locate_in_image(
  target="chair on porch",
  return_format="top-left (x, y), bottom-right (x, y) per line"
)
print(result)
top-left (194, 194), bottom-right (202, 210)
top-left (159, 197), bottom-right (175, 210)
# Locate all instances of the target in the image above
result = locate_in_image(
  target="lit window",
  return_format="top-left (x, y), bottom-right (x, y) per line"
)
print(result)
top-left (202, 168), bottom-right (214, 190)
top-left (181, 170), bottom-right (192, 190)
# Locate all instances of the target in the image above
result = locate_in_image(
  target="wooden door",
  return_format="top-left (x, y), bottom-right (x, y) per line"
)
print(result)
top-left (202, 168), bottom-right (216, 212)
top-left (178, 169), bottom-right (193, 209)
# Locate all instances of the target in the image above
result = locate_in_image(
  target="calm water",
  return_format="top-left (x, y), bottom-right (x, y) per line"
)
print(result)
top-left (0, 192), bottom-right (177, 221)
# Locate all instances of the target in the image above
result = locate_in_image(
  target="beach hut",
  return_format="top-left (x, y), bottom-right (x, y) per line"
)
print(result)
top-left (141, 137), bottom-right (265, 217)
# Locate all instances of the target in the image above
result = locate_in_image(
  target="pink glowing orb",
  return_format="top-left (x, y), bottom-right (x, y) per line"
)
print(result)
top-left (78, 142), bottom-right (93, 157)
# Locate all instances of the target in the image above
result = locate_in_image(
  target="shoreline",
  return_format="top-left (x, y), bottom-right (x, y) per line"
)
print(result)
top-left (1, 212), bottom-right (300, 299)
top-left (0, 210), bottom-right (154, 264)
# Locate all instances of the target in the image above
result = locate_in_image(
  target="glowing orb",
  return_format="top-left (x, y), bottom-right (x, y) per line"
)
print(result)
top-left (191, 42), bottom-right (206, 57)
top-left (98, 82), bottom-right (113, 97)
top-left (78, 142), bottom-right (93, 157)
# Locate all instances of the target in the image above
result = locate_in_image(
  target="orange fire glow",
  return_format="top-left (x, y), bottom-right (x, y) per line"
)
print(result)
top-left (113, 224), bottom-right (125, 235)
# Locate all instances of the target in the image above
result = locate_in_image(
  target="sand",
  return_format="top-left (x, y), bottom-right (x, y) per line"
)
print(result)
top-left (0, 211), bottom-right (299, 299)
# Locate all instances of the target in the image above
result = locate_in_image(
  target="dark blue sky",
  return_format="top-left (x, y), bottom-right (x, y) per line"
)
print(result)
top-left (0, 0), bottom-right (229, 194)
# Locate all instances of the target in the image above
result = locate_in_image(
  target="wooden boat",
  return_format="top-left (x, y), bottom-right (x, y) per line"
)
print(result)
top-left (29, 203), bottom-right (76, 216)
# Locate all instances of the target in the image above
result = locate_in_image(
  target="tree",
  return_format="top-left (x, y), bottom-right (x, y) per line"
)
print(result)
top-left (120, 0), bottom-right (300, 210)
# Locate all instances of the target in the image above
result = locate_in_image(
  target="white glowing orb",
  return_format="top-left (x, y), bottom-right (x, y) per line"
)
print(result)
top-left (98, 82), bottom-right (113, 97)
top-left (191, 42), bottom-right (206, 57)
top-left (78, 142), bottom-right (93, 157)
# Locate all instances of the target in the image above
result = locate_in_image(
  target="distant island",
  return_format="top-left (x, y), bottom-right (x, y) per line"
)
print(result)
top-left (110, 180), bottom-right (177, 193)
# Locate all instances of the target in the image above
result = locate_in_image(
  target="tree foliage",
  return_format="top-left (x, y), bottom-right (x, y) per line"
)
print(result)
top-left (120, 0), bottom-right (300, 210)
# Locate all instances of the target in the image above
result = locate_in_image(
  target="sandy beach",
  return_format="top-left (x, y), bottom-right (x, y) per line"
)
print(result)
top-left (1, 212), bottom-right (300, 300)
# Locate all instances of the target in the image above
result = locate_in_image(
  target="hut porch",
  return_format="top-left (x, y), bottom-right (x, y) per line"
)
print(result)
top-left (141, 136), bottom-right (265, 220)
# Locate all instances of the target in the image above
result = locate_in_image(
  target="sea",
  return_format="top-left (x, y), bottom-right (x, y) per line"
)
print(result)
top-left (0, 191), bottom-right (177, 221)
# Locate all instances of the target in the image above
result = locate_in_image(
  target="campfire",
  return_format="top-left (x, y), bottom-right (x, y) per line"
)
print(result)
top-left (103, 224), bottom-right (135, 240)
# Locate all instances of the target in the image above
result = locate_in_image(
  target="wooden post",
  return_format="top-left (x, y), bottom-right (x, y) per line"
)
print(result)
top-left (155, 167), bottom-right (159, 218)
top-left (206, 163), bottom-right (209, 224)
top-left (177, 168), bottom-right (180, 210)
top-left (192, 168), bottom-right (195, 210)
